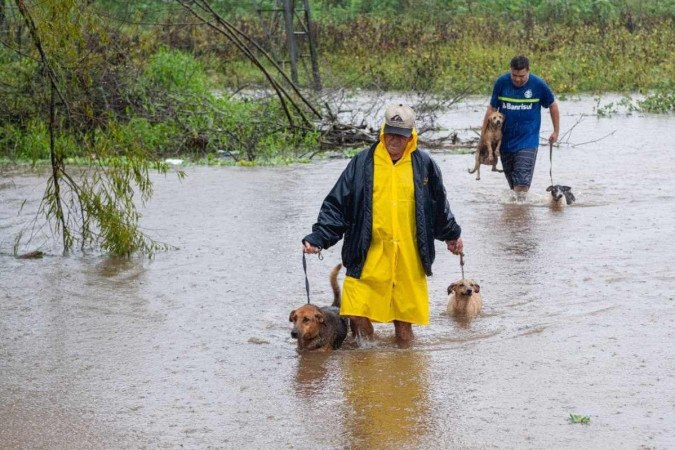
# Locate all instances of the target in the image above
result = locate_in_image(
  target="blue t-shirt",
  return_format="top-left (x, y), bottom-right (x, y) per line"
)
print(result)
top-left (489, 73), bottom-right (555, 153)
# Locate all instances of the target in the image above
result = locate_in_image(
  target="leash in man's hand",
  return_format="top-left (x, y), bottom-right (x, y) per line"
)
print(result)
top-left (549, 142), bottom-right (554, 185)
top-left (301, 248), bottom-right (322, 304)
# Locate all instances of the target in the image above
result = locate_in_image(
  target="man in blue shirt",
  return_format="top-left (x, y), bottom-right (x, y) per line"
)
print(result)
top-left (483, 55), bottom-right (560, 197)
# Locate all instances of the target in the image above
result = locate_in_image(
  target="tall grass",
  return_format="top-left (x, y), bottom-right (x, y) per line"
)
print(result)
top-left (315, 15), bottom-right (673, 95)
top-left (89, 1), bottom-right (673, 96)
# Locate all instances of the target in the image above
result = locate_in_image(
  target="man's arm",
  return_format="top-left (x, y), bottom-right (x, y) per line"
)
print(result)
top-left (428, 158), bottom-right (461, 242)
top-left (302, 158), bottom-right (355, 252)
top-left (548, 101), bottom-right (560, 144)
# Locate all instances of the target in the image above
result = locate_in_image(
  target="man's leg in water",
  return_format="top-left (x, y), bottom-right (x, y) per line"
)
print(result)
top-left (393, 320), bottom-right (414, 347)
top-left (506, 148), bottom-right (538, 199)
top-left (350, 316), bottom-right (374, 340)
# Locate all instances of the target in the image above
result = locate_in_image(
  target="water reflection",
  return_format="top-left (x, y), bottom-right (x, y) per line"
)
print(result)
top-left (450, 311), bottom-right (477, 330)
top-left (92, 255), bottom-right (143, 277)
top-left (497, 201), bottom-right (538, 257)
top-left (293, 352), bottom-right (333, 398)
top-left (340, 350), bottom-right (433, 449)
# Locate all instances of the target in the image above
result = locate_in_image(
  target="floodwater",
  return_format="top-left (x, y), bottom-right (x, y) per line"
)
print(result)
top-left (1, 96), bottom-right (674, 449)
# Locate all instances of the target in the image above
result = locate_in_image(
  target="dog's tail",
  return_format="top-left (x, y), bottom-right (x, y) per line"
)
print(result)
top-left (330, 263), bottom-right (342, 308)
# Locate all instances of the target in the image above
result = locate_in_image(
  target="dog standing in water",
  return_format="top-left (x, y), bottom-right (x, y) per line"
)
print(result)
top-left (289, 264), bottom-right (348, 352)
top-left (546, 184), bottom-right (576, 206)
top-left (469, 110), bottom-right (504, 180)
top-left (447, 279), bottom-right (482, 318)
top-left (546, 142), bottom-right (575, 207)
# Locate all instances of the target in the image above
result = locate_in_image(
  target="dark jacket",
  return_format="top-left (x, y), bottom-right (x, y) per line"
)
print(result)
top-left (303, 141), bottom-right (461, 278)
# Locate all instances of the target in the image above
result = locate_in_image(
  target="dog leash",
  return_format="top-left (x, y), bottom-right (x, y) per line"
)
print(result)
top-left (549, 142), bottom-right (554, 185)
top-left (459, 252), bottom-right (465, 280)
top-left (302, 248), bottom-right (322, 304)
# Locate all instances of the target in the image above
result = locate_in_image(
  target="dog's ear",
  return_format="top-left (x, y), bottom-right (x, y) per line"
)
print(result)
top-left (471, 282), bottom-right (481, 293)
top-left (546, 185), bottom-right (553, 192)
top-left (564, 190), bottom-right (576, 205)
top-left (289, 310), bottom-right (297, 322)
top-left (562, 186), bottom-right (571, 191)
top-left (447, 283), bottom-right (457, 295)
top-left (315, 312), bottom-right (325, 324)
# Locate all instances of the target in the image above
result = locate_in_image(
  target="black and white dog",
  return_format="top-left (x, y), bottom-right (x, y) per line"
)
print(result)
top-left (546, 185), bottom-right (576, 205)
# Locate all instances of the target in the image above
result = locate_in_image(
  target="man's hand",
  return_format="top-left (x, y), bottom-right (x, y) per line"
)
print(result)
top-left (549, 102), bottom-right (560, 144)
top-left (303, 241), bottom-right (321, 254)
top-left (446, 238), bottom-right (464, 255)
top-left (548, 131), bottom-right (559, 144)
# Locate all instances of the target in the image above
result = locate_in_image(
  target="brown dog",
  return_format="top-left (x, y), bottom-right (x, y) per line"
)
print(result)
top-left (289, 264), bottom-right (349, 352)
top-left (447, 279), bottom-right (482, 317)
top-left (469, 111), bottom-right (504, 180)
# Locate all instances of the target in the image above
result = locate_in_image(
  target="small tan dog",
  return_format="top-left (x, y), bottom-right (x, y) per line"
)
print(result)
top-left (468, 111), bottom-right (504, 180)
top-left (289, 264), bottom-right (348, 352)
top-left (447, 279), bottom-right (482, 317)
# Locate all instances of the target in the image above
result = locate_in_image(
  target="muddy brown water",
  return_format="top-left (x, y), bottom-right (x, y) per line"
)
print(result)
top-left (1, 96), bottom-right (674, 449)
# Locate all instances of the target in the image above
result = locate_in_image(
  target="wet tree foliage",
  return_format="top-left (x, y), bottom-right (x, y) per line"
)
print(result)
top-left (4, 1), bottom-right (182, 256)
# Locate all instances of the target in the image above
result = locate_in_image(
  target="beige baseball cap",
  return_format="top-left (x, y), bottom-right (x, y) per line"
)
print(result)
top-left (384, 104), bottom-right (415, 137)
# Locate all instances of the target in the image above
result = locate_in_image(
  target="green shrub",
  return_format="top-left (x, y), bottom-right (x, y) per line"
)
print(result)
top-left (639, 91), bottom-right (675, 113)
top-left (0, 121), bottom-right (50, 161)
top-left (140, 48), bottom-right (209, 96)
top-left (101, 118), bottom-right (183, 157)
top-left (205, 96), bottom-right (319, 163)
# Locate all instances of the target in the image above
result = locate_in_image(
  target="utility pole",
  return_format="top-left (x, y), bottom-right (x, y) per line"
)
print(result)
top-left (256, 0), bottom-right (322, 91)
top-left (281, 0), bottom-right (298, 85)
top-left (301, 0), bottom-right (322, 91)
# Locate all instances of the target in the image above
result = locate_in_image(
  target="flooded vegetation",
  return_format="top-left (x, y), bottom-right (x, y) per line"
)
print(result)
top-left (1, 97), bottom-right (673, 448)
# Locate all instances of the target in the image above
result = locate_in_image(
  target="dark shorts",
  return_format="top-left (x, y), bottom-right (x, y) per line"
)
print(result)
top-left (500, 147), bottom-right (538, 189)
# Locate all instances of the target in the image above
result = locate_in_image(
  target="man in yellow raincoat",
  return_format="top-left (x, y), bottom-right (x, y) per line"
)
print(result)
top-left (303, 104), bottom-right (463, 345)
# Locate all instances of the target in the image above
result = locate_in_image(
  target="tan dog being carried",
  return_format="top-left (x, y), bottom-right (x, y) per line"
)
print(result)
top-left (289, 264), bottom-right (349, 352)
top-left (469, 111), bottom-right (504, 180)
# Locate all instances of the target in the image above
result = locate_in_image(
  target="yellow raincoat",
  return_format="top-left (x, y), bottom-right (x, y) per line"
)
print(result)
top-left (341, 128), bottom-right (429, 325)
